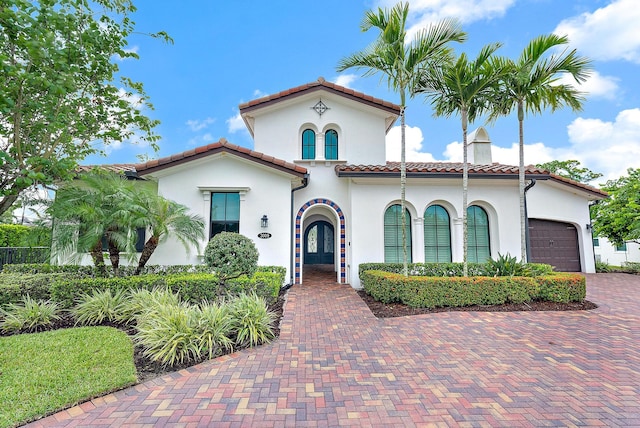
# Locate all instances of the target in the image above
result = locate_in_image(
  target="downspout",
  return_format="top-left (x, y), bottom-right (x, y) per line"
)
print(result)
top-left (288, 174), bottom-right (309, 287)
top-left (524, 179), bottom-right (536, 262)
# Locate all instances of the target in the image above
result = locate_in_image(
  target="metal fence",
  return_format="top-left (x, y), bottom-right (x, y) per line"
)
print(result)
top-left (0, 247), bottom-right (50, 271)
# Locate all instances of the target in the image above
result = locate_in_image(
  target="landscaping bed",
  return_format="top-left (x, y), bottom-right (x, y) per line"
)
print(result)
top-left (357, 289), bottom-right (597, 318)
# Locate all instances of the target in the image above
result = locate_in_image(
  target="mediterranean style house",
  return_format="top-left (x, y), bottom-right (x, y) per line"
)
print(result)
top-left (87, 77), bottom-right (607, 288)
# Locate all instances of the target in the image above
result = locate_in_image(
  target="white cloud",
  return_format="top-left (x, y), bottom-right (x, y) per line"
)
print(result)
top-left (187, 132), bottom-right (216, 147)
top-left (558, 71), bottom-right (620, 101)
top-left (386, 125), bottom-right (437, 162)
top-left (226, 111), bottom-right (246, 134)
top-left (554, 0), bottom-right (640, 63)
top-left (186, 117), bottom-right (215, 132)
top-left (334, 74), bottom-right (358, 88)
top-left (253, 89), bottom-right (268, 98)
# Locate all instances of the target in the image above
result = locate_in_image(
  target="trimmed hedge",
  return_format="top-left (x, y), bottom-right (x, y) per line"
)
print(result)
top-left (0, 273), bottom-right (66, 307)
top-left (2, 263), bottom-right (213, 277)
top-left (361, 270), bottom-right (585, 308)
top-left (225, 272), bottom-right (281, 304)
top-left (0, 224), bottom-right (30, 247)
top-left (358, 262), bottom-right (553, 279)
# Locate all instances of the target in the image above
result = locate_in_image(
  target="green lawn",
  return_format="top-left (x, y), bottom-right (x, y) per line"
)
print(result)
top-left (0, 326), bottom-right (137, 428)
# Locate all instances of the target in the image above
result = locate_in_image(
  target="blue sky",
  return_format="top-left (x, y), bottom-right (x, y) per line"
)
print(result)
top-left (91, 0), bottom-right (640, 183)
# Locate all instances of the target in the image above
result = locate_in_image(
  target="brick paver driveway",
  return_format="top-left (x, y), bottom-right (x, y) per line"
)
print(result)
top-left (29, 271), bottom-right (640, 427)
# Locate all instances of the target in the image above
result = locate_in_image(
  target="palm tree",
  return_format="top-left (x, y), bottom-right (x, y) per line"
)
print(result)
top-left (488, 34), bottom-right (591, 263)
top-left (131, 189), bottom-right (204, 275)
top-left (414, 43), bottom-right (507, 276)
top-left (337, 2), bottom-right (466, 276)
top-left (49, 171), bottom-right (139, 275)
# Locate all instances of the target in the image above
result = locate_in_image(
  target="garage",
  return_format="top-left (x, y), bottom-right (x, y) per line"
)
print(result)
top-left (528, 219), bottom-right (581, 272)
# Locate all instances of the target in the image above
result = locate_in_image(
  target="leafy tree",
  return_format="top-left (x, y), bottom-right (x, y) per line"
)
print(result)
top-left (0, 0), bottom-right (171, 217)
top-left (591, 168), bottom-right (640, 246)
top-left (489, 34), bottom-right (591, 262)
top-left (536, 160), bottom-right (602, 184)
top-left (48, 171), bottom-right (140, 275)
top-left (415, 44), bottom-right (506, 276)
top-left (204, 232), bottom-right (259, 282)
top-left (131, 190), bottom-right (205, 275)
top-left (337, 2), bottom-right (465, 276)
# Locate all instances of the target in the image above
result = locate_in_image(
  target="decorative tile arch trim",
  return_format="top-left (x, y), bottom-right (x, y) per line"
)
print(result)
top-left (295, 198), bottom-right (346, 284)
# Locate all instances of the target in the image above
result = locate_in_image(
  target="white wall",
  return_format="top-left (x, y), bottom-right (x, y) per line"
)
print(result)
top-left (252, 91), bottom-right (390, 165)
top-left (143, 154), bottom-right (296, 279)
top-left (594, 237), bottom-right (640, 266)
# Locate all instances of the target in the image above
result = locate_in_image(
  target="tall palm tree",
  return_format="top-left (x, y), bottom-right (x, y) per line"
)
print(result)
top-left (488, 34), bottom-right (591, 263)
top-left (337, 2), bottom-right (466, 276)
top-left (131, 190), bottom-right (204, 275)
top-left (49, 171), bottom-right (139, 275)
top-left (414, 43), bottom-right (507, 276)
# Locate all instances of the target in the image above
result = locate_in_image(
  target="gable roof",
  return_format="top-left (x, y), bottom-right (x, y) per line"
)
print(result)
top-left (335, 162), bottom-right (608, 198)
top-left (239, 77), bottom-right (402, 115)
top-left (239, 77), bottom-right (401, 136)
top-left (134, 139), bottom-right (308, 177)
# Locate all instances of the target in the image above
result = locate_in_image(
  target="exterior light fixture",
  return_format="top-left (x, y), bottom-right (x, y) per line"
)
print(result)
top-left (261, 215), bottom-right (269, 228)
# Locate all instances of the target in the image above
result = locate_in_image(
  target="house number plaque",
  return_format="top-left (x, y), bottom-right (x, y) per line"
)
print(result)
top-left (258, 232), bottom-right (272, 239)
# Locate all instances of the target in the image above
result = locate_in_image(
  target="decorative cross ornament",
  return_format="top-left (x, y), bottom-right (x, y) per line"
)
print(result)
top-left (312, 100), bottom-right (329, 116)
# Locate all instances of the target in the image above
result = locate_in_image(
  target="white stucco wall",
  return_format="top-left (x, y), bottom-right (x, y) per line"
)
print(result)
top-left (594, 237), bottom-right (640, 266)
top-left (251, 91), bottom-right (391, 165)
top-left (141, 154), bottom-right (297, 280)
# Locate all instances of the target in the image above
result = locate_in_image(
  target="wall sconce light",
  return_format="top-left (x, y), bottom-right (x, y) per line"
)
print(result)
top-left (261, 215), bottom-right (269, 228)
top-left (586, 223), bottom-right (592, 231)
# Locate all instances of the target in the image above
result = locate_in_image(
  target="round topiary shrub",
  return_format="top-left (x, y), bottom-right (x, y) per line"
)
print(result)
top-left (204, 232), bottom-right (259, 281)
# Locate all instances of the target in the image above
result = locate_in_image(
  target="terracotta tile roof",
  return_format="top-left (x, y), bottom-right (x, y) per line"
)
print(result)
top-left (238, 77), bottom-right (402, 115)
top-left (135, 138), bottom-right (308, 177)
top-left (75, 164), bottom-right (138, 174)
top-left (336, 162), bottom-right (608, 198)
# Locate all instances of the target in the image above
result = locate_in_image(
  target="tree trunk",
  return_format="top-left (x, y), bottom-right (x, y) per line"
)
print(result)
top-left (400, 107), bottom-right (408, 277)
top-left (518, 101), bottom-right (527, 263)
top-left (462, 108), bottom-right (469, 277)
top-left (0, 194), bottom-right (20, 218)
top-left (135, 236), bottom-right (159, 275)
top-left (107, 239), bottom-right (120, 276)
top-left (89, 241), bottom-right (107, 277)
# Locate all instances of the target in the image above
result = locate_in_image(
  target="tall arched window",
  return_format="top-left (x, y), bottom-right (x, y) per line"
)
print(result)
top-left (384, 204), bottom-right (412, 263)
top-left (467, 205), bottom-right (490, 262)
top-left (424, 205), bottom-right (451, 262)
top-left (302, 129), bottom-right (315, 159)
top-left (325, 129), bottom-right (338, 160)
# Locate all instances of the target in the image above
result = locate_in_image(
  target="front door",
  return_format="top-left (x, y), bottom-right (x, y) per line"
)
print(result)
top-left (304, 221), bottom-right (334, 264)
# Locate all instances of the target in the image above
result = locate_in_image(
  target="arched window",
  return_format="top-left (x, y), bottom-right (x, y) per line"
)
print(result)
top-left (325, 129), bottom-right (338, 160)
top-left (384, 204), bottom-right (412, 263)
top-left (467, 205), bottom-right (490, 263)
top-left (424, 205), bottom-right (451, 262)
top-left (302, 129), bottom-right (315, 160)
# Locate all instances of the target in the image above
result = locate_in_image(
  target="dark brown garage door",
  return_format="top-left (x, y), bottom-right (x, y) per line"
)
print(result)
top-left (529, 219), bottom-right (581, 272)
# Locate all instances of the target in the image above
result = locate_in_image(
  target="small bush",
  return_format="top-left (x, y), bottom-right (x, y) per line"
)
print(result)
top-left (0, 296), bottom-right (61, 333)
top-left (72, 289), bottom-right (127, 326)
top-left (537, 273), bottom-right (586, 303)
top-left (224, 271), bottom-right (281, 304)
top-left (194, 302), bottom-right (234, 359)
top-left (0, 273), bottom-right (63, 307)
top-left (204, 232), bottom-right (259, 281)
top-left (116, 287), bottom-right (182, 325)
top-left (135, 301), bottom-right (201, 366)
top-left (486, 253), bottom-right (525, 277)
top-left (228, 293), bottom-right (276, 347)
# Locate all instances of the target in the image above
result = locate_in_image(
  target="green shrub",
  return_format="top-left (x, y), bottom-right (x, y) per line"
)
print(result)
top-left (486, 253), bottom-right (525, 276)
top-left (595, 260), bottom-right (612, 273)
top-left (116, 287), bottom-right (182, 324)
top-left (537, 273), bottom-right (586, 303)
top-left (225, 271), bottom-right (281, 304)
top-left (194, 302), bottom-right (234, 359)
top-left (135, 301), bottom-right (201, 366)
top-left (204, 232), bottom-right (259, 281)
top-left (0, 224), bottom-right (30, 246)
top-left (165, 273), bottom-right (220, 303)
top-left (228, 293), bottom-right (276, 347)
top-left (0, 296), bottom-right (61, 333)
top-left (622, 261), bottom-right (640, 274)
top-left (361, 270), bottom-right (544, 309)
top-left (72, 289), bottom-right (127, 326)
top-left (359, 261), bottom-right (554, 280)
top-left (2, 263), bottom-right (213, 277)
top-left (256, 265), bottom-right (287, 285)
top-left (0, 273), bottom-right (64, 307)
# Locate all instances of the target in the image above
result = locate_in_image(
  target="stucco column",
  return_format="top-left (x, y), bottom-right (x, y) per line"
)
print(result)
top-left (453, 217), bottom-right (463, 262)
top-left (413, 217), bottom-right (424, 263)
top-left (317, 132), bottom-right (325, 160)
top-left (201, 192), bottom-right (211, 251)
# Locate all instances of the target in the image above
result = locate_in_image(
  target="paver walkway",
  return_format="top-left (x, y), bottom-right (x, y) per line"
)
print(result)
top-left (28, 270), bottom-right (640, 427)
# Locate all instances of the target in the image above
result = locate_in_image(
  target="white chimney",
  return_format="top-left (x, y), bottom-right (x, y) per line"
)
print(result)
top-left (467, 127), bottom-right (492, 164)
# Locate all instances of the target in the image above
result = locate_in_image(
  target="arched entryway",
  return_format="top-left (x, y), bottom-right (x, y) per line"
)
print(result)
top-left (304, 221), bottom-right (335, 265)
top-left (295, 198), bottom-right (346, 284)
